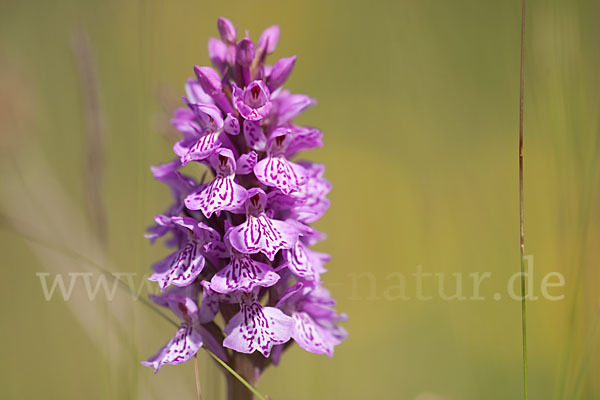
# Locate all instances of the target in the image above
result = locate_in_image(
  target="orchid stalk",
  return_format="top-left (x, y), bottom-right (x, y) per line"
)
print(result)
top-left (143, 17), bottom-right (347, 399)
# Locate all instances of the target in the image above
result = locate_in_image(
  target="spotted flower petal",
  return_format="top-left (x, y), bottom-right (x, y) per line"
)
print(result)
top-left (288, 161), bottom-right (331, 223)
top-left (185, 176), bottom-right (247, 217)
top-left (228, 188), bottom-right (299, 260)
top-left (229, 215), bottom-right (298, 260)
top-left (223, 300), bottom-right (293, 357)
top-left (253, 130), bottom-right (308, 194)
top-left (254, 156), bottom-right (308, 195)
top-left (291, 311), bottom-right (338, 357)
top-left (242, 120), bottom-right (267, 151)
top-left (180, 131), bottom-right (222, 164)
top-left (142, 322), bottom-right (203, 373)
top-left (223, 113), bottom-right (240, 135)
top-left (185, 149), bottom-right (247, 217)
top-left (149, 239), bottom-right (205, 291)
top-left (211, 253), bottom-right (280, 293)
top-left (148, 217), bottom-right (219, 291)
top-left (282, 241), bottom-right (328, 280)
top-left (236, 151), bottom-right (258, 174)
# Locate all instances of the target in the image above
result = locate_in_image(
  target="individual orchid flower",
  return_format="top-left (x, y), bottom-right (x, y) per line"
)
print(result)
top-left (194, 65), bottom-right (235, 114)
top-left (223, 292), bottom-right (294, 357)
top-left (257, 25), bottom-right (280, 55)
top-left (148, 216), bottom-right (220, 292)
top-left (228, 188), bottom-right (299, 260)
top-left (283, 240), bottom-right (329, 281)
top-left (217, 17), bottom-right (237, 45)
top-left (235, 38), bottom-right (255, 86)
top-left (232, 80), bottom-right (272, 121)
top-left (277, 283), bottom-right (347, 357)
top-left (174, 100), bottom-right (239, 165)
top-left (270, 90), bottom-right (316, 126)
top-left (145, 160), bottom-right (196, 242)
top-left (210, 234), bottom-right (280, 294)
top-left (284, 126), bottom-right (324, 157)
top-left (142, 292), bottom-right (204, 373)
top-left (288, 161), bottom-right (332, 223)
top-left (184, 148), bottom-right (247, 218)
top-left (266, 55), bottom-right (296, 92)
top-left (254, 128), bottom-right (309, 195)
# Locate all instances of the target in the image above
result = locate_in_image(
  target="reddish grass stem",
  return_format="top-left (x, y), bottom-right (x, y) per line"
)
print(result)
top-left (518, 0), bottom-right (529, 399)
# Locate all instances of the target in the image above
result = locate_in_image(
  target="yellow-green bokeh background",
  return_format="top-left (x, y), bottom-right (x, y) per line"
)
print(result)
top-left (1, 0), bottom-right (599, 399)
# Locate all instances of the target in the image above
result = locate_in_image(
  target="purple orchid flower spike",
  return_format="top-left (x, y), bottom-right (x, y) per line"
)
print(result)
top-left (228, 188), bottom-right (299, 260)
top-left (148, 216), bottom-right (220, 292)
top-left (145, 18), bottom-right (345, 391)
top-left (254, 128), bottom-right (309, 195)
top-left (184, 148), bottom-right (248, 218)
top-left (223, 292), bottom-right (294, 357)
top-left (232, 80), bottom-right (272, 121)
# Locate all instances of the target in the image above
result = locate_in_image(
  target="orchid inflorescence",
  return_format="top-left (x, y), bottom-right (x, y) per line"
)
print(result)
top-left (142, 17), bottom-right (347, 381)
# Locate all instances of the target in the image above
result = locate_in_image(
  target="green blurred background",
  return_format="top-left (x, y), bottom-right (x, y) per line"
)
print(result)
top-left (1, 0), bottom-right (599, 399)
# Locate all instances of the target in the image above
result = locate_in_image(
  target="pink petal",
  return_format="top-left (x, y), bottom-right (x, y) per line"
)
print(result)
top-left (223, 302), bottom-right (293, 357)
top-left (142, 323), bottom-right (203, 372)
top-left (254, 156), bottom-right (308, 195)
top-left (185, 176), bottom-right (247, 218)
top-left (210, 255), bottom-right (280, 293)
top-left (228, 214), bottom-right (299, 260)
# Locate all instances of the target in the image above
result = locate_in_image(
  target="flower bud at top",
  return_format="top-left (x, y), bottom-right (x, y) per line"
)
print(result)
top-left (267, 55), bottom-right (296, 92)
top-left (258, 25), bottom-right (280, 54)
top-left (208, 38), bottom-right (228, 71)
top-left (236, 38), bottom-right (255, 68)
top-left (217, 17), bottom-right (236, 44)
top-left (194, 66), bottom-right (222, 97)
